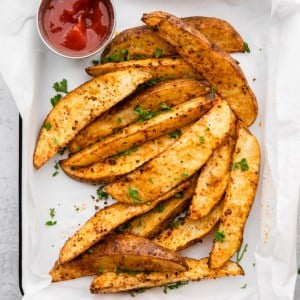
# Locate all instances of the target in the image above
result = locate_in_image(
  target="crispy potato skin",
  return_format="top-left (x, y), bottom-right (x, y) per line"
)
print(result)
top-left (86, 57), bottom-right (202, 79)
top-left (50, 233), bottom-right (188, 281)
top-left (189, 138), bottom-right (235, 219)
top-left (90, 257), bottom-right (244, 294)
top-left (68, 79), bottom-right (210, 152)
top-left (58, 180), bottom-right (192, 264)
top-left (62, 97), bottom-right (212, 167)
top-left (142, 11), bottom-right (258, 126)
top-left (209, 122), bottom-right (260, 268)
top-left (153, 202), bottom-right (222, 251)
top-left (102, 16), bottom-right (244, 60)
top-left (33, 69), bottom-right (152, 169)
top-left (106, 100), bottom-right (236, 204)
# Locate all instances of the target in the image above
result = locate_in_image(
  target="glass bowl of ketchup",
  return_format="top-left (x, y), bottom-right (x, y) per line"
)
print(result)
top-left (37, 0), bottom-right (116, 59)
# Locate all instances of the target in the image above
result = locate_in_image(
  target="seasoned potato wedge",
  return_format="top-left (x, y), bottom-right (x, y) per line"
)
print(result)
top-left (153, 202), bottom-right (222, 251)
top-left (142, 11), bottom-right (258, 126)
top-left (68, 78), bottom-right (210, 153)
top-left (106, 100), bottom-right (236, 204)
top-left (86, 57), bottom-right (202, 79)
top-left (33, 69), bottom-right (152, 169)
top-left (59, 180), bottom-right (193, 264)
top-left (189, 138), bottom-right (235, 220)
top-left (127, 176), bottom-right (197, 238)
top-left (102, 16), bottom-right (245, 61)
top-left (62, 97), bottom-right (212, 167)
top-left (61, 131), bottom-right (187, 184)
top-left (209, 122), bottom-right (260, 268)
top-left (90, 257), bottom-right (244, 294)
top-left (50, 233), bottom-right (188, 281)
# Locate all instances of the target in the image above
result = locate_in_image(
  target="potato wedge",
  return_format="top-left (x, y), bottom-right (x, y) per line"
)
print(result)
top-left (142, 11), bottom-right (258, 126)
top-left (127, 176), bottom-right (197, 238)
top-left (189, 138), bottom-right (235, 220)
top-left (61, 131), bottom-right (188, 184)
top-left (33, 69), bottom-right (152, 169)
top-left (90, 257), bottom-right (244, 294)
top-left (62, 97), bottom-right (212, 167)
top-left (86, 57), bottom-right (202, 79)
top-left (153, 202), bottom-right (222, 251)
top-left (68, 78), bottom-right (210, 153)
top-left (59, 180), bottom-right (193, 264)
top-left (50, 233), bottom-right (188, 281)
top-left (102, 16), bottom-right (245, 61)
top-left (106, 100), bottom-right (236, 204)
top-left (209, 122), bottom-right (260, 268)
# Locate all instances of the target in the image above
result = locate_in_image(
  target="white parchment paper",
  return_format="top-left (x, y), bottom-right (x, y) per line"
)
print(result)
top-left (0, 0), bottom-right (299, 299)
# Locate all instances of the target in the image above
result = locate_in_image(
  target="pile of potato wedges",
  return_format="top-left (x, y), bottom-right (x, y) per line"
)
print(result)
top-left (34, 11), bottom-right (260, 295)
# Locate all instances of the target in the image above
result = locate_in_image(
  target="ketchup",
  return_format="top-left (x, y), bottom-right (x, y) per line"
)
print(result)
top-left (43, 0), bottom-right (112, 55)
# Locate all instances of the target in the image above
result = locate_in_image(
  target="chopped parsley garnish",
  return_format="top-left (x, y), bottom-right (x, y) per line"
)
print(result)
top-left (214, 230), bottom-right (225, 242)
top-left (181, 172), bottom-right (189, 178)
top-left (45, 220), bottom-right (57, 226)
top-left (45, 208), bottom-right (57, 226)
top-left (50, 208), bottom-right (55, 218)
top-left (114, 146), bottom-right (139, 160)
top-left (52, 161), bottom-right (59, 177)
top-left (92, 59), bottom-right (99, 65)
top-left (199, 136), bottom-right (205, 145)
top-left (168, 129), bottom-right (182, 139)
top-left (115, 267), bottom-right (121, 275)
top-left (244, 42), bottom-right (251, 53)
top-left (43, 123), bottom-right (52, 131)
top-left (232, 158), bottom-right (249, 171)
top-left (160, 102), bottom-right (172, 111)
top-left (54, 138), bottom-right (60, 146)
top-left (97, 267), bottom-right (103, 275)
top-left (128, 187), bottom-right (142, 203)
top-left (169, 219), bottom-right (182, 228)
top-left (241, 283), bottom-right (247, 289)
top-left (133, 105), bottom-right (160, 122)
top-left (163, 281), bottom-right (188, 294)
top-left (50, 79), bottom-right (68, 106)
top-left (87, 248), bottom-right (94, 254)
top-left (138, 76), bottom-right (172, 90)
top-left (174, 192), bottom-right (184, 198)
top-left (156, 203), bottom-right (165, 213)
top-left (117, 222), bottom-right (131, 233)
top-left (96, 185), bottom-right (109, 200)
top-left (53, 79), bottom-right (68, 93)
top-left (154, 47), bottom-right (163, 58)
top-left (102, 49), bottom-right (131, 63)
top-left (236, 243), bottom-right (248, 263)
top-left (133, 54), bottom-right (148, 60)
top-left (129, 288), bottom-right (145, 297)
top-left (50, 94), bottom-right (62, 107)
top-left (148, 178), bottom-right (154, 184)
top-left (117, 117), bottom-right (122, 124)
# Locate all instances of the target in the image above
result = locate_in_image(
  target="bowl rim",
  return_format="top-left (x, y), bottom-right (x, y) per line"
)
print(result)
top-left (36, 0), bottom-right (116, 59)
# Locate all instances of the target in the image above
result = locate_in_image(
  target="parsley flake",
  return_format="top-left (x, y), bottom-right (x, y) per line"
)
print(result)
top-left (43, 123), bottom-right (52, 131)
top-left (232, 158), bottom-right (249, 171)
top-left (169, 219), bottom-right (182, 228)
top-left (244, 42), bottom-right (251, 53)
top-left (236, 243), bottom-right (248, 263)
top-left (50, 94), bottom-right (62, 107)
top-left (128, 187), bottom-right (142, 203)
top-left (156, 203), bottom-right (165, 213)
top-left (53, 79), bottom-right (68, 93)
top-left (174, 192), bottom-right (184, 198)
top-left (154, 47), bottom-right (163, 58)
top-left (160, 102), bottom-right (172, 111)
top-left (133, 105), bottom-right (160, 122)
top-left (199, 136), bottom-right (205, 145)
top-left (163, 281), bottom-right (188, 294)
top-left (215, 230), bottom-right (225, 242)
top-left (96, 185), bottom-right (109, 200)
top-left (129, 288), bottom-right (145, 297)
top-left (168, 129), bottom-right (182, 139)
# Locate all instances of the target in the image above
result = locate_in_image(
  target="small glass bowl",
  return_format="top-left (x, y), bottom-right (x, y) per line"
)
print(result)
top-left (36, 0), bottom-right (116, 59)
